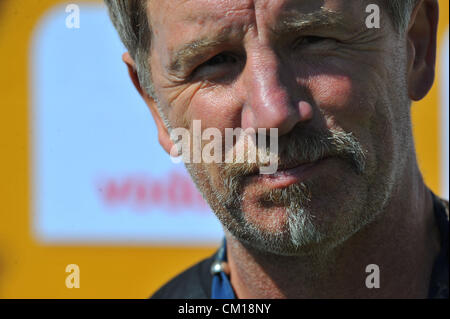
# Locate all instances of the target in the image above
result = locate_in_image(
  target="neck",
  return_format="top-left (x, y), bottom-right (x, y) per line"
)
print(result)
top-left (225, 162), bottom-right (441, 298)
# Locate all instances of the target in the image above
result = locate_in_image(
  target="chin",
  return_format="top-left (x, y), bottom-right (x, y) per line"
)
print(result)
top-left (224, 177), bottom-right (378, 257)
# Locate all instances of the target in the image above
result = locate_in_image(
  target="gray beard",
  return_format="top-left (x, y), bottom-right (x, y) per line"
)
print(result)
top-left (185, 128), bottom-right (392, 257)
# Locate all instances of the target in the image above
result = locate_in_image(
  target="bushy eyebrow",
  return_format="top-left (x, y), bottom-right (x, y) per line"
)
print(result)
top-left (168, 32), bottom-right (231, 74)
top-left (271, 9), bottom-right (347, 35)
top-left (167, 8), bottom-right (346, 75)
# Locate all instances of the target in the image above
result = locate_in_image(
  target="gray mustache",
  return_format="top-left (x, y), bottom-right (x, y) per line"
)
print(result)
top-left (220, 127), bottom-right (367, 181)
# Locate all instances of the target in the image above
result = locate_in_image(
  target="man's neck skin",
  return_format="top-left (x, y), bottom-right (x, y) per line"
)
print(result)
top-left (225, 162), bottom-right (441, 299)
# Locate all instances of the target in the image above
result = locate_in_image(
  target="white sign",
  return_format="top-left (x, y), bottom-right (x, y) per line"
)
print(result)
top-left (30, 4), bottom-right (223, 245)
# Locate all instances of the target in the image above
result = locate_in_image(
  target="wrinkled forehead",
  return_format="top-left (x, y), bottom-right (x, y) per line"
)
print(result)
top-left (146, 0), bottom-right (386, 75)
top-left (147, 0), bottom-right (376, 40)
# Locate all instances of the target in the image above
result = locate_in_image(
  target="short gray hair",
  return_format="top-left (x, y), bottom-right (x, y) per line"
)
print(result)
top-left (104, 0), bottom-right (154, 96)
top-left (104, 0), bottom-right (420, 98)
top-left (387, 0), bottom-right (420, 31)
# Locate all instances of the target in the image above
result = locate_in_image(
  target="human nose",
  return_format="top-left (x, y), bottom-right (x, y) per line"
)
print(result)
top-left (240, 47), bottom-right (313, 136)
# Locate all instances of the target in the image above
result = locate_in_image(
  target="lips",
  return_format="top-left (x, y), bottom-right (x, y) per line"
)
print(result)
top-left (244, 156), bottom-right (330, 177)
top-left (245, 157), bottom-right (332, 189)
top-left (263, 161), bottom-right (318, 178)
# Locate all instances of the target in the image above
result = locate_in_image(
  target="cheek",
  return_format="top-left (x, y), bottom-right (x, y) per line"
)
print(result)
top-left (293, 56), bottom-right (381, 127)
top-left (187, 87), bottom-right (243, 130)
top-left (156, 80), bottom-right (204, 129)
top-left (300, 66), bottom-right (383, 176)
top-left (305, 72), bottom-right (377, 131)
top-left (309, 74), bottom-right (353, 109)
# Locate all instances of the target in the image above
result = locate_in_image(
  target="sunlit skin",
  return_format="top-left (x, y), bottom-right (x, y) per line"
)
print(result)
top-left (124, 0), bottom-right (440, 298)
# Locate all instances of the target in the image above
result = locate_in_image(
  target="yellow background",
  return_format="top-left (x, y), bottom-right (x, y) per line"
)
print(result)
top-left (0, 0), bottom-right (448, 298)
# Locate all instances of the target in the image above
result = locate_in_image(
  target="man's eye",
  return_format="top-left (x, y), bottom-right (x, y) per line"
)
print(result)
top-left (191, 53), bottom-right (239, 80)
top-left (294, 36), bottom-right (330, 48)
top-left (202, 53), bottom-right (237, 67)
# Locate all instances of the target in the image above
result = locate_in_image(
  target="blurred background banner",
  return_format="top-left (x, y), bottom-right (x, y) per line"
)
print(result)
top-left (0, 0), bottom-right (448, 298)
top-left (31, 4), bottom-right (222, 245)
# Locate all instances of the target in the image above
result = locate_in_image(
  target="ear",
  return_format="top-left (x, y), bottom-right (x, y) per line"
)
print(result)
top-left (406, 0), bottom-right (439, 101)
top-left (122, 52), bottom-right (174, 155)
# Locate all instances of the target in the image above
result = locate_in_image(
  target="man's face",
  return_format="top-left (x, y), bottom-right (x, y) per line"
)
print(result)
top-left (146, 0), bottom-right (412, 255)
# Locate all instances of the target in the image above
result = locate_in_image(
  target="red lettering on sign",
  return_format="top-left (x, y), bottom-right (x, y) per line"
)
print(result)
top-left (96, 171), bottom-right (210, 214)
